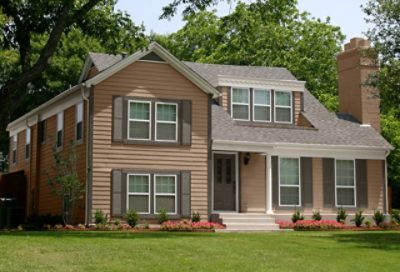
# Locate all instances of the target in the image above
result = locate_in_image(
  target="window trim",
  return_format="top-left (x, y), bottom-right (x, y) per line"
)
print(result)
top-left (75, 102), bottom-right (84, 142)
top-left (154, 174), bottom-right (178, 215)
top-left (155, 102), bottom-right (179, 142)
top-left (230, 87), bottom-right (251, 121)
top-left (127, 100), bottom-right (152, 141)
top-left (335, 159), bottom-right (357, 208)
top-left (274, 90), bottom-right (293, 124)
top-left (56, 111), bottom-right (64, 149)
top-left (127, 173), bottom-right (151, 215)
top-left (278, 157), bottom-right (301, 207)
top-left (25, 128), bottom-right (30, 160)
top-left (252, 88), bottom-right (271, 123)
top-left (12, 135), bottom-right (17, 164)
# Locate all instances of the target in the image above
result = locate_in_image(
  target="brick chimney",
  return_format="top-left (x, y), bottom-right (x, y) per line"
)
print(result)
top-left (337, 37), bottom-right (381, 132)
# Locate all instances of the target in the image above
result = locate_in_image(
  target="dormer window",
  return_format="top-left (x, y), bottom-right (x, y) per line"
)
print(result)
top-left (231, 88), bottom-right (250, 121)
top-left (253, 89), bottom-right (271, 122)
top-left (274, 91), bottom-right (292, 124)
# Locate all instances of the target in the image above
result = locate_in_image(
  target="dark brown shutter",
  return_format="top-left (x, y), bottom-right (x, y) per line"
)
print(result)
top-left (112, 96), bottom-right (124, 142)
top-left (301, 157), bottom-right (313, 208)
top-left (111, 170), bottom-right (126, 216)
top-left (227, 88), bottom-right (231, 115)
top-left (180, 171), bottom-right (191, 217)
top-left (323, 158), bottom-right (335, 208)
top-left (356, 159), bottom-right (368, 208)
top-left (181, 100), bottom-right (192, 146)
top-left (272, 156), bottom-right (279, 208)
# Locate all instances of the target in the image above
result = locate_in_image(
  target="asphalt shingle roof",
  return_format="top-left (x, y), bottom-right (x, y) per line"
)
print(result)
top-left (89, 52), bottom-right (122, 72)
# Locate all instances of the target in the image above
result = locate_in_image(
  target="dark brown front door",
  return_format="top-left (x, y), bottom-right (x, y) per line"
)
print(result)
top-left (213, 153), bottom-right (236, 211)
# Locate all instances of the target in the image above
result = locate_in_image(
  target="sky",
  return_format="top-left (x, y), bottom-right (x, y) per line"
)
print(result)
top-left (115, 0), bottom-right (370, 42)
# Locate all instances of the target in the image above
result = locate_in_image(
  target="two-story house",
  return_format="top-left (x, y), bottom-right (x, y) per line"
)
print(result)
top-left (5, 38), bottom-right (392, 230)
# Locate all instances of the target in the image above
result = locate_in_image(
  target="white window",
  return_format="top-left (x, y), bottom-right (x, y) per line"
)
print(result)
top-left (128, 100), bottom-right (151, 140)
top-left (335, 159), bottom-right (356, 207)
top-left (25, 128), bottom-right (31, 159)
top-left (56, 112), bottom-right (64, 148)
top-left (127, 174), bottom-right (151, 214)
top-left (253, 89), bottom-right (271, 122)
top-left (155, 102), bottom-right (178, 142)
top-left (75, 102), bottom-right (83, 141)
top-left (154, 175), bottom-right (177, 214)
top-left (12, 135), bottom-right (17, 164)
top-left (231, 88), bottom-right (250, 120)
top-left (274, 91), bottom-right (292, 123)
top-left (279, 157), bottom-right (301, 206)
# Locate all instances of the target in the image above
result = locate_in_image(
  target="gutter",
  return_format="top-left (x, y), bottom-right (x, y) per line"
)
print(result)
top-left (81, 84), bottom-right (90, 225)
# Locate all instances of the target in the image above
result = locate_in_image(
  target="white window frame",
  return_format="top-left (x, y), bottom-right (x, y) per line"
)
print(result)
top-left (278, 157), bottom-right (301, 207)
top-left (274, 90), bottom-right (293, 124)
top-left (12, 135), bottom-right (17, 164)
top-left (231, 87), bottom-right (250, 121)
top-left (127, 173), bottom-right (151, 215)
top-left (154, 174), bottom-right (178, 215)
top-left (127, 100), bottom-right (152, 141)
top-left (252, 89), bottom-right (271, 122)
top-left (155, 102), bottom-right (178, 142)
top-left (25, 127), bottom-right (31, 160)
top-left (56, 111), bottom-right (64, 148)
top-left (335, 159), bottom-right (357, 208)
top-left (75, 102), bottom-right (83, 141)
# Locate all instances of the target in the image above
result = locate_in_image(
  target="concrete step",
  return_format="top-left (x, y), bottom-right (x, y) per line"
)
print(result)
top-left (212, 213), bottom-right (280, 232)
top-left (217, 213), bottom-right (275, 219)
top-left (225, 223), bottom-right (280, 231)
top-left (222, 218), bottom-right (276, 224)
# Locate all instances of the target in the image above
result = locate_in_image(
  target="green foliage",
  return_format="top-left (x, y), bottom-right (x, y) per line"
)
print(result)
top-left (352, 210), bottom-right (365, 227)
top-left (191, 212), bottom-right (201, 222)
top-left (125, 210), bottom-right (139, 227)
top-left (47, 142), bottom-right (85, 224)
top-left (94, 209), bottom-right (108, 225)
top-left (158, 209), bottom-right (169, 224)
top-left (291, 209), bottom-right (304, 223)
top-left (336, 207), bottom-right (348, 223)
top-left (311, 210), bottom-right (322, 221)
top-left (114, 219), bottom-right (121, 227)
top-left (373, 210), bottom-right (385, 227)
top-left (157, 0), bottom-right (344, 111)
top-left (391, 209), bottom-right (400, 224)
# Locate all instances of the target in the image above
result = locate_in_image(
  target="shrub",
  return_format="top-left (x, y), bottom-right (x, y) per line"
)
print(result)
top-left (191, 211), bottom-right (201, 223)
top-left (336, 207), bottom-right (348, 223)
top-left (291, 209), bottom-right (304, 223)
top-left (352, 210), bottom-right (365, 227)
top-left (158, 209), bottom-right (169, 224)
top-left (391, 209), bottom-right (400, 224)
top-left (365, 220), bottom-right (371, 228)
top-left (160, 220), bottom-right (224, 231)
top-left (294, 220), bottom-right (345, 230)
top-left (114, 219), bottom-right (121, 227)
top-left (312, 210), bottom-right (322, 221)
top-left (373, 210), bottom-right (385, 227)
top-left (94, 209), bottom-right (107, 225)
top-left (125, 210), bottom-right (139, 227)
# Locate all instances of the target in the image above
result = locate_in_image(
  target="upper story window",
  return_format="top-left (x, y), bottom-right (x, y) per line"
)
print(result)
top-left (11, 135), bottom-right (17, 164)
top-left (38, 120), bottom-right (46, 144)
top-left (155, 102), bottom-right (178, 142)
top-left (56, 111), bottom-right (64, 148)
top-left (274, 91), bottom-right (292, 123)
top-left (231, 88), bottom-right (250, 121)
top-left (75, 102), bottom-right (83, 141)
top-left (279, 157), bottom-right (300, 206)
top-left (335, 159), bottom-right (356, 207)
top-left (128, 100), bottom-right (151, 140)
top-left (25, 128), bottom-right (31, 160)
top-left (253, 89), bottom-right (271, 122)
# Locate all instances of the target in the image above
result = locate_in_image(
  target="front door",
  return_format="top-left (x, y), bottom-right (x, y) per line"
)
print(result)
top-left (213, 153), bottom-right (236, 211)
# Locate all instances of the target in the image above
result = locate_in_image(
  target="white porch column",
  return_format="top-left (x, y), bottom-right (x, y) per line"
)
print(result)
top-left (266, 154), bottom-right (274, 214)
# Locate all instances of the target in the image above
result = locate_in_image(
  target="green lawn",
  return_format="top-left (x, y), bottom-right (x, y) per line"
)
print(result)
top-left (0, 231), bottom-right (399, 271)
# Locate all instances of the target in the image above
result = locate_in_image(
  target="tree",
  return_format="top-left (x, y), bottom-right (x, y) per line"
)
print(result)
top-left (156, 0), bottom-right (344, 111)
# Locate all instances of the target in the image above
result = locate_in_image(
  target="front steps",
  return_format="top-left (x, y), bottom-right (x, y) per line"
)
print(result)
top-left (212, 213), bottom-right (281, 232)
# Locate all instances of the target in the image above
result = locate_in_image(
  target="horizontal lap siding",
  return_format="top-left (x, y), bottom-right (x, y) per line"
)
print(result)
top-left (312, 158), bottom-right (323, 210)
top-left (92, 61), bottom-right (209, 218)
top-left (367, 160), bottom-right (384, 211)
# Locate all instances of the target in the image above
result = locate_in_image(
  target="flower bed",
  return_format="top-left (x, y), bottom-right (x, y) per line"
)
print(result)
top-left (161, 220), bottom-right (225, 231)
top-left (277, 220), bottom-right (344, 230)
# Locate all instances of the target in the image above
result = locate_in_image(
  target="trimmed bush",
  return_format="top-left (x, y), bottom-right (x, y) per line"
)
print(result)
top-left (125, 210), bottom-right (139, 227)
top-left (391, 209), bottom-right (400, 224)
top-left (336, 207), bottom-right (348, 223)
top-left (291, 209), bottom-right (304, 223)
top-left (352, 210), bottom-right (365, 227)
top-left (312, 210), bottom-right (322, 221)
top-left (373, 210), bottom-right (385, 227)
top-left (191, 212), bottom-right (201, 223)
top-left (158, 209), bottom-right (169, 224)
top-left (94, 209), bottom-right (107, 225)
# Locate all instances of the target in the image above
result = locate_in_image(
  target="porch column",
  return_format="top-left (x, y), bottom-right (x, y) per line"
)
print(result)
top-left (266, 154), bottom-right (274, 214)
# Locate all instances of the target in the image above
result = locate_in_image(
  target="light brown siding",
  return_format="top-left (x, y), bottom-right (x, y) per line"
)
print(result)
top-left (312, 158), bottom-right (323, 210)
top-left (91, 61), bottom-right (209, 219)
top-left (240, 153), bottom-right (266, 213)
top-left (367, 160), bottom-right (384, 211)
top-left (218, 86), bottom-right (230, 111)
top-left (87, 67), bottom-right (99, 79)
top-left (293, 91), bottom-right (302, 125)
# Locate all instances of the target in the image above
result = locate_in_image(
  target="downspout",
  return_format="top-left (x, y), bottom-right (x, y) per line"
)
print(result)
top-left (81, 84), bottom-right (90, 225)
top-left (384, 150), bottom-right (390, 214)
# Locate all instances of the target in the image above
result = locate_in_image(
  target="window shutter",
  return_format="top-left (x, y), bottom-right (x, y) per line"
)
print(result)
top-left (112, 96), bottom-right (124, 142)
top-left (271, 156), bottom-right (279, 208)
top-left (180, 171), bottom-right (191, 217)
top-left (301, 157), bottom-right (313, 208)
top-left (181, 100), bottom-right (192, 146)
top-left (323, 158), bottom-right (335, 208)
top-left (356, 159), bottom-right (368, 208)
top-left (112, 170), bottom-right (127, 216)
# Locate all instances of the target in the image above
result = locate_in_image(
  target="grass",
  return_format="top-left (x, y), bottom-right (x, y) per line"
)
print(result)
top-left (0, 231), bottom-right (399, 271)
